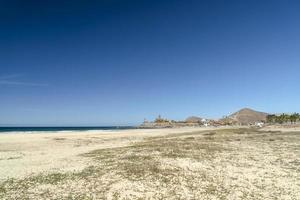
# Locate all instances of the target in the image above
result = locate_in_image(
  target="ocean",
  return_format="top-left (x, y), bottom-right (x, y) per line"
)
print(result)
top-left (0, 126), bottom-right (135, 134)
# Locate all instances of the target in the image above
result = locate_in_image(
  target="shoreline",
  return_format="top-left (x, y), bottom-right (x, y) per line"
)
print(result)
top-left (0, 126), bottom-right (299, 199)
top-left (0, 127), bottom-right (225, 180)
top-left (1, 126), bottom-right (299, 199)
top-left (0, 126), bottom-right (136, 134)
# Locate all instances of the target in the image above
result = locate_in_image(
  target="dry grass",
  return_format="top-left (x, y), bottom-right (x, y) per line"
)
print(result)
top-left (0, 128), bottom-right (299, 199)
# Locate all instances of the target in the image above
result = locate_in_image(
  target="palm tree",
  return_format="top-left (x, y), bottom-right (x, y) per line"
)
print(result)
top-left (267, 113), bottom-right (300, 124)
top-left (277, 113), bottom-right (289, 124)
top-left (290, 113), bottom-right (300, 124)
top-left (290, 113), bottom-right (296, 123)
top-left (267, 114), bottom-right (276, 123)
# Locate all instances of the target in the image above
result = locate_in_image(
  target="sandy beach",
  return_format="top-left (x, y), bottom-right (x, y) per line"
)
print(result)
top-left (0, 127), bottom-right (219, 180)
top-left (1, 127), bottom-right (299, 199)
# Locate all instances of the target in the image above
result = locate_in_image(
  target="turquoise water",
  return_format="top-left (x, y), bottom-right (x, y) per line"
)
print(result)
top-left (0, 126), bottom-right (135, 133)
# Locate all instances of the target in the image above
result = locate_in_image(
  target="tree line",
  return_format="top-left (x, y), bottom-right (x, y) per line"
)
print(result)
top-left (267, 113), bottom-right (300, 124)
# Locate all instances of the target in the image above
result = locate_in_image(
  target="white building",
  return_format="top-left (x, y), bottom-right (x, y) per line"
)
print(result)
top-left (201, 119), bottom-right (209, 127)
top-left (255, 122), bottom-right (264, 127)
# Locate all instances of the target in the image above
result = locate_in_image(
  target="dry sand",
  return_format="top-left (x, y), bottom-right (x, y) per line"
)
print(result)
top-left (261, 124), bottom-right (300, 132)
top-left (0, 126), bottom-right (299, 199)
top-left (0, 127), bottom-right (219, 180)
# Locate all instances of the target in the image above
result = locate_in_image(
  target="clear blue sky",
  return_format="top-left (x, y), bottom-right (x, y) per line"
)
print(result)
top-left (0, 0), bottom-right (299, 126)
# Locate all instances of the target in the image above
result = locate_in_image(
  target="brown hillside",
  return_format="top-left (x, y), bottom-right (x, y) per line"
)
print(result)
top-left (185, 116), bottom-right (203, 123)
top-left (229, 108), bottom-right (269, 125)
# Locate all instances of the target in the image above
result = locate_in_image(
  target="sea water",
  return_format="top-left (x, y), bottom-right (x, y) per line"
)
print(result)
top-left (0, 126), bottom-right (135, 134)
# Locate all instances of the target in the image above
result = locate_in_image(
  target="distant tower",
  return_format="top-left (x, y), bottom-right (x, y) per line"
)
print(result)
top-left (143, 118), bottom-right (148, 124)
top-left (155, 114), bottom-right (163, 123)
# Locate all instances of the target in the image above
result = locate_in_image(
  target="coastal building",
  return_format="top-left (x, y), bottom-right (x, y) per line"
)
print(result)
top-left (255, 122), bottom-right (264, 127)
top-left (201, 119), bottom-right (209, 127)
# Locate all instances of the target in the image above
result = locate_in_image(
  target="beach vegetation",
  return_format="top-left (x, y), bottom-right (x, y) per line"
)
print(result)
top-left (267, 113), bottom-right (300, 124)
top-left (1, 128), bottom-right (299, 199)
top-left (154, 115), bottom-right (170, 123)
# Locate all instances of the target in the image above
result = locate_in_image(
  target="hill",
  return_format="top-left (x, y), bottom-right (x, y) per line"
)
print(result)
top-left (228, 108), bottom-right (269, 125)
top-left (185, 116), bottom-right (203, 123)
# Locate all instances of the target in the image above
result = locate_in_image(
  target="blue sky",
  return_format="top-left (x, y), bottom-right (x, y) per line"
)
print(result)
top-left (0, 0), bottom-right (300, 126)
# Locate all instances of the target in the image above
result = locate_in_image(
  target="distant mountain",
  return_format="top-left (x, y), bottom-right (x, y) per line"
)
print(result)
top-left (185, 116), bottom-right (203, 123)
top-left (228, 108), bottom-right (269, 125)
